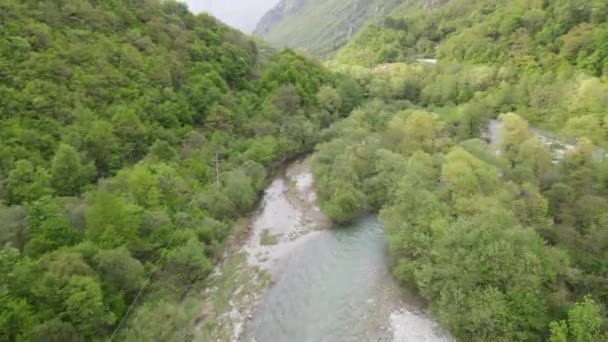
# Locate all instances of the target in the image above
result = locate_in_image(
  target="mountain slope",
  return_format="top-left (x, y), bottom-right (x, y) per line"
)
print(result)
top-left (184, 0), bottom-right (281, 33)
top-left (337, 0), bottom-right (608, 75)
top-left (0, 1), bottom-right (349, 340)
top-left (254, 0), bottom-right (406, 56)
top-left (334, 0), bottom-right (608, 138)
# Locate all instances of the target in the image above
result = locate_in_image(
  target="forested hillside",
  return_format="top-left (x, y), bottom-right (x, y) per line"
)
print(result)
top-left (4, 0), bottom-right (608, 340)
top-left (332, 0), bottom-right (608, 146)
top-left (337, 0), bottom-right (608, 73)
top-left (254, 0), bottom-right (406, 56)
top-left (310, 0), bottom-right (608, 341)
top-left (0, 0), bottom-right (354, 339)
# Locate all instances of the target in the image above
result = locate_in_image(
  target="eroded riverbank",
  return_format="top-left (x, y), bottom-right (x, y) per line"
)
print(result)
top-left (194, 157), bottom-right (450, 342)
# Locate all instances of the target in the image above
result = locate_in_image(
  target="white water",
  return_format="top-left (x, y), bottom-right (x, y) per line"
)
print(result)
top-left (487, 119), bottom-right (576, 162)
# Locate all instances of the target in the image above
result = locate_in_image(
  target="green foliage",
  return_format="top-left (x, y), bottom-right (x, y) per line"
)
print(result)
top-left (223, 170), bottom-right (257, 212)
top-left (84, 121), bottom-right (122, 176)
top-left (62, 276), bottom-right (116, 336)
top-left (94, 248), bottom-right (144, 296)
top-left (0, 4), bottom-right (342, 341)
top-left (85, 192), bottom-right (141, 250)
top-left (8, 0), bottom-right (608, 340)
top-left (50, 144), bottom-right (94, 196)
top-left (295, 0), bottom-right (608, 340)
top-left (4, 160), bottom-right (51, 205)
top-left (0, 291), bottom-right (36, 342)
top-left (0, 205), bottom-right (27, 250)
top-left (165, 238), bottom-right (213, 284)
top-left (338, 0), bottom-right (608, 78)
top-left (0, 1), bottom-right (341, 338)
top-left (32, 319), bottom-right (83, 342)
top-left (25, 197), bottom-right (81, 257)
top-left (312, 96), bottom-right (607, 340)
top-left (550, 296), bottom-right (603, 342)
top-left (320, 180), bottom-right (367, 224)
top-left (121, 300), bottom-right (189, 341)
top-left (317, 86), bottom-right (342, 114)
top-left (336, 76), bottom-right (364, 115)
top-left (259, 229), bottom-right (280, 246)
top-left (388, 110), bottom-right (449, 155)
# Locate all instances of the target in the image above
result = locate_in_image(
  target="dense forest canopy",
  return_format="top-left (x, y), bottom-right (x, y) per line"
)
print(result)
top-left (313, 97), bottom-right (607, 340)
top-left (310, 0), bottom-right (608, 340)
top-left (3, 0), bottom-right (608, 341)
top-left (338, 0), bottom-right (608, 74)
top-left (332, 0), bottom-right (608, 146)
top-left (0, 0), bottom-right (357, 339)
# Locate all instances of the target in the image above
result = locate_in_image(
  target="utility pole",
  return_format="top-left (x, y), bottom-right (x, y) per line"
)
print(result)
top-left (215, 149), bottom-right (220, 192)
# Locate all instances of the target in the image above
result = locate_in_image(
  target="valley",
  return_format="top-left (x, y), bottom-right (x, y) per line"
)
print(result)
top-left (1, 1), bottom-right (608, 341)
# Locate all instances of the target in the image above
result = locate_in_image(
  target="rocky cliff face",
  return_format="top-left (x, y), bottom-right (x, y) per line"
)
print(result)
top-left (422, 0), bottom-right (448, 10)
top-left (254, 0), bottom-right (308, 35)
top-left (253, 0), bottom-right (406, 56)
top-left (186, 0), bottom-right (281, 33)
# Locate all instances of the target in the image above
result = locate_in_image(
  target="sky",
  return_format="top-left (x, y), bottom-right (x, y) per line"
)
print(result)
top-left (182, 0), bottom-right (281, 33)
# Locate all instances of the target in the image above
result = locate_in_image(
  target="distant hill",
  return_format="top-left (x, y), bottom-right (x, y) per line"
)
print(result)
top-left (254, 0), bottom-right (407, 56)
top-left (184, 0), bottom-right (281, 33)
top-left (336, 0), bottom-right (608, 75)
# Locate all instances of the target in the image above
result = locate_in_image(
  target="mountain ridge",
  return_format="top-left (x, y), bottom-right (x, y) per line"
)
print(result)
top-left (254, 0), bottom-right (407, 56)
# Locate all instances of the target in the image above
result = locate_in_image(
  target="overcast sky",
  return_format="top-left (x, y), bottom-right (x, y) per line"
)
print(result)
top-left (182, 0), bottom-right (280, 33)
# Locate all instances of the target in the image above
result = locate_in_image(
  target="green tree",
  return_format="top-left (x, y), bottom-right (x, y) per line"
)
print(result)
top-left (498, 113), bottom-right (534, 168)
top-left (336, 76), bottom-right (363, 115)
top-left (419, 209), bottom-right (558, 341)
top-left (222, 170), bottom-right (256, 212)
top-left (510, 138), bottom-right (552, 185)
top-left (4, 160), bottom-right (51, 205)
top-left (441, 147), bottom-right (500, 202)
top-left (271, 84), bottom-right (301, 113)
top-left (0, 295), bottom-right (36, 342)
top-left (0, 205), bottom-right (27, 250)
top-left (85, 192), bottom-right (141, 249)
top-left (320, 180), bottom-right (367, 224)
top-left (205, 104), bottom-right (235, 131)
top-left (388, 111), bottom-right (448, 155)
top-left (94, 247), bottom-right (144, 296)
top-left (25, 197), bottom-right (81, 257)
top-left (111, 108), bottom-right (148, 162)
top-left (84, 121), bottom-right (121, 176)
top-left (147, 139), bottom-right (178, 162)
top-left (121, 300), bottom-right (188, 341)
top-left (165, 238), bottom-right (212, 284)
top-left (63, 276), bottom-right (115, 336)
top-left (549, 296), bottom-right (603, 342)
top-left (568, 78), bottom-right (607, 116)
top-left (50, 144), bottom-right (93, 196)
top-left (116, 165), bottom-right (161, 208)
top-left (317, 85), bottom-right (342, 114)
top-left (32, 319), bottom-right (83, 342)
top-left (564, 115), bottom-right (605, 144)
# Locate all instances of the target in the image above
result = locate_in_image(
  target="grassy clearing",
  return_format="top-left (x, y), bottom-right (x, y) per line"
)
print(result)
top-left (260, 229), bottom-right (281, 246)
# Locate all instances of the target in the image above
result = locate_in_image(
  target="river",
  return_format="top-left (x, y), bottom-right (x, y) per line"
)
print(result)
top-left (486, 119), bottom-right (576, 162)
top-left (237, 158), bottom-right (450, 342)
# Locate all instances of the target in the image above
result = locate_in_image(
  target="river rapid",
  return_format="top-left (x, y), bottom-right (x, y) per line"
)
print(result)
top-left (236, 158), bottom-right (450, 342)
